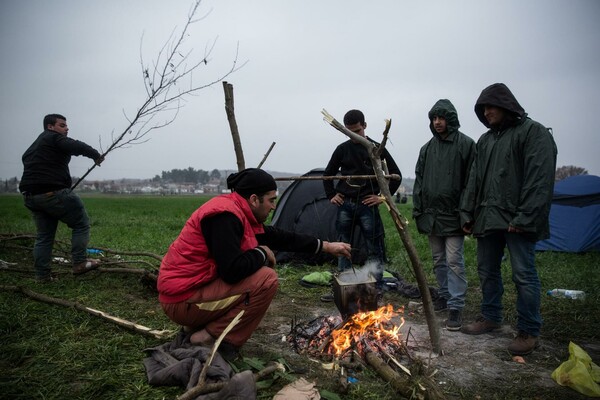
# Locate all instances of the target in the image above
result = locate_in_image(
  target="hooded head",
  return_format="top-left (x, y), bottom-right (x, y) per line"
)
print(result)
top-left (226, 168), bottom-right (277, 198)
top-left (474, 83), bottom-right (526, 129)
top-left (428, 99), bottom-right (460, 136)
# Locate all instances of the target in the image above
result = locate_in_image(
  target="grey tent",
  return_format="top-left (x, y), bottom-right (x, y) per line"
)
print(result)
top-left (271, 168), bottom-right (368, 265)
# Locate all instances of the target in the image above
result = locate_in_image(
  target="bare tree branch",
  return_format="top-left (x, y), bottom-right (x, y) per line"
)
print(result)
top-left (72, 0), bottom-right (247, 189)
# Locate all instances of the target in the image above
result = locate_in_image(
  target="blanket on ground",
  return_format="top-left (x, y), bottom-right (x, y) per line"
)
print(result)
top-left (143, 330), bottom-right (256, 400)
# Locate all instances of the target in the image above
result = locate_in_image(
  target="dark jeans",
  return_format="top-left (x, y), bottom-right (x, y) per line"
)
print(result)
top-left (476, 232), bottom-right (542, 336)
top-left (24, 189), bottom-right (90, 279)
top-left (336, 200), bottom-right (385, 283)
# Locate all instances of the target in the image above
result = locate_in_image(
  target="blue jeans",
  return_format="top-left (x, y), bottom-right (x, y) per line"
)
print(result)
top-left (24, 189), bottom-right (90, 279)
top-left (336, 200), bottom-right (385, 283)
top-left (428, 235), bottom-right (467, 310)
top-left (476, 232), bottom-right (542, 336)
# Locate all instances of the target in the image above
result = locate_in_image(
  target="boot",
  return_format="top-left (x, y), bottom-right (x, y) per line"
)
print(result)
top-left (507, 331), bottom-right (539, 355)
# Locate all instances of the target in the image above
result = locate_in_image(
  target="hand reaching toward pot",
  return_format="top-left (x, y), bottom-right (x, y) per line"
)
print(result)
top-left (322, 241), bottom-right (351, 259)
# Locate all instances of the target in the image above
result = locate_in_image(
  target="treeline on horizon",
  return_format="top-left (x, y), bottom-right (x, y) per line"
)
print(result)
top-left (152, 167), bottom-right (223, 184)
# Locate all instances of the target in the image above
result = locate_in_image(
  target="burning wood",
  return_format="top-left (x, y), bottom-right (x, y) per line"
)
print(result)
top-left (289, 306), bottom-right (446, 399)
top-left (330, 304), bottom-right (404, 358)
top-left (289, 304), bottom-right (405, 360)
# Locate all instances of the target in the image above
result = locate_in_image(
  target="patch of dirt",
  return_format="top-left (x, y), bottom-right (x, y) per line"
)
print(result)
top-left (244, 289), bottom-right (595, 399)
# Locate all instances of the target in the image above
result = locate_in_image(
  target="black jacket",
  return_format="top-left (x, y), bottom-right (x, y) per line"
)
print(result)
top-left (19, 130), bottom-right (101, 194)
top-left (323, 137), bottom-right (401, 200)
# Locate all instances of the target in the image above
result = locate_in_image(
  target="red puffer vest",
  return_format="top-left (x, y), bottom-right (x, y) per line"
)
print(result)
top-left (158, 192), bottom-right (264, 303)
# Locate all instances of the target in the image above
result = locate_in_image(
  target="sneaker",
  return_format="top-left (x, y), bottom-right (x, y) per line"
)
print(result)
top-left (507, 331), bottom-right (540, 355)
top-left (445, 309), bottom-right (462, 331)
top-left (433, 297), bottom-right (448, 312)
top-left (320, 293), bottom-right (334, 302)
top-left (460, 315), bottom-right (501, 335)
top-left (73, 259), bottom-right (100, 275)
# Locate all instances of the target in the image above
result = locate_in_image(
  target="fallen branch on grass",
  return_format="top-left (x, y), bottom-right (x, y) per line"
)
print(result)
top-left (0, 285), bottom-right (173, 340)
top-left (179, 362), bottom-right (284, 399)
top-left (100, 260), bottom-right (158, 269)
top-left (93, 247), bottom-right (163, 262)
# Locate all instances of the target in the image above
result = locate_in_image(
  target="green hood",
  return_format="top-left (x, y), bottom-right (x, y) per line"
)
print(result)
top-left (428, 99), bottom-right (460, 136)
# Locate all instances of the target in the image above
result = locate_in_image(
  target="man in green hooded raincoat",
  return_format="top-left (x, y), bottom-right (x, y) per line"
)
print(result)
top-left (460, 83), bottom-right (557, 356)
top-left (413, 99), bottom-right (475, 331)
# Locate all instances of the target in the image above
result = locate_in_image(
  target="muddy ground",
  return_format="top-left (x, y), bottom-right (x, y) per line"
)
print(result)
top-left (242, 287), bottom-right (597, 400)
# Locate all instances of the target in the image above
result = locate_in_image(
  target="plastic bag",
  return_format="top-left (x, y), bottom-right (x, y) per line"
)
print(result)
top-left (551, 341), bottom-right (600, 397)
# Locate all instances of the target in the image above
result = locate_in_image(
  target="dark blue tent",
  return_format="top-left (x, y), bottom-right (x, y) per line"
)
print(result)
top-left (271, 168), bottom-right (368, 265)
top-left (536, 175), bottom-right (600, 252)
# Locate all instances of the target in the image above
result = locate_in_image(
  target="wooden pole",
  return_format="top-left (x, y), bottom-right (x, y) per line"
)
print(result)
top-left (274, 174), bottom-right (401, 182)
top-left (321, 110), bottom-right (441, 354)
top-left (257, 141), bottom-right (276, 169)
top-left (223, 81), bottom-right (245, 171)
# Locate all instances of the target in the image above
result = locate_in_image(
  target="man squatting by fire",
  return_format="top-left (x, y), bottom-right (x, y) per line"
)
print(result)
top-left (157, 168), bottom-right (351, 358)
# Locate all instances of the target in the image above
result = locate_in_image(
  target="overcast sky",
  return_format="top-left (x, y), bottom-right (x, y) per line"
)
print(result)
top-left (1, 0), bottom-right (599, 182)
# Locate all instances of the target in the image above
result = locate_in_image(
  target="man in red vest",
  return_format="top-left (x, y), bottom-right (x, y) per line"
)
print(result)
top-left (158, 168), bottom-right (351, 358)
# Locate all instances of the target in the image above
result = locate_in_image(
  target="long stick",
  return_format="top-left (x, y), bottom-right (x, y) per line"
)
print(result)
top-left (178, 363), bottom-right (284, 399)
top-left (274, 174), bottom-right (401, 181)
top-left (197, 310), bottom-right (244, 388)
top-left (321, 109), bottom-right (441, 354)
top-left (257, 141), bottom-right (276, 169)
top-left (0, 285), bottom-right (172, 339)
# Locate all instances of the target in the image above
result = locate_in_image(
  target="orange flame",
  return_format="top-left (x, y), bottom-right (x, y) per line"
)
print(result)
top-left (330, 304), bottom-right (404, 357)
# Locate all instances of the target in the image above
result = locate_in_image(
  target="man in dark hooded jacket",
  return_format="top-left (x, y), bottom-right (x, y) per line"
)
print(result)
top-left (460, 83), bottom-right (557, 356)
top-left (413, 99), bottom-right (475, 331)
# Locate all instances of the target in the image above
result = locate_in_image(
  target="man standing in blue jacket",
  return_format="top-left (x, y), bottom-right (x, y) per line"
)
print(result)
top-left (460, 84), bottom-right (557, 356)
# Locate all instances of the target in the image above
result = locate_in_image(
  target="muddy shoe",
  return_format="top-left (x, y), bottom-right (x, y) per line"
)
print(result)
top-left (445, 309), bottom-right (462, 331)
top-left (460, 315), bottom-right (501, 335)
top-left (73, 259), bottom-right (100, 275)
top-left (507, 331), bottom-right (540, 355)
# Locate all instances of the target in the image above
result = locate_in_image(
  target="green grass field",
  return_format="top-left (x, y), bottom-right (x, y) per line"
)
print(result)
top-left (0, 194), bottom-right (598, 399)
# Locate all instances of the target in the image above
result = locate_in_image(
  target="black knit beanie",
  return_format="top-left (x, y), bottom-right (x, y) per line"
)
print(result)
top-left (226, 168), bottom-right (277, 197)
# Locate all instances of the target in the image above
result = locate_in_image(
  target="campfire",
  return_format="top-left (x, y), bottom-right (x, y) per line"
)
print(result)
top-left (287, 303), bottom-right (445, 399)
top-left (289, 303), bottom-right (405, 360)
top-left (290, 266), bottom-right (407, 361)
top-left (331, 304), bottom-right (404, 357)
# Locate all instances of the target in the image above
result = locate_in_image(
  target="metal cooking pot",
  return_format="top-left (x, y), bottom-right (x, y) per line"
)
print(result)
top-left (332, 270), bottom-right (379, 318)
